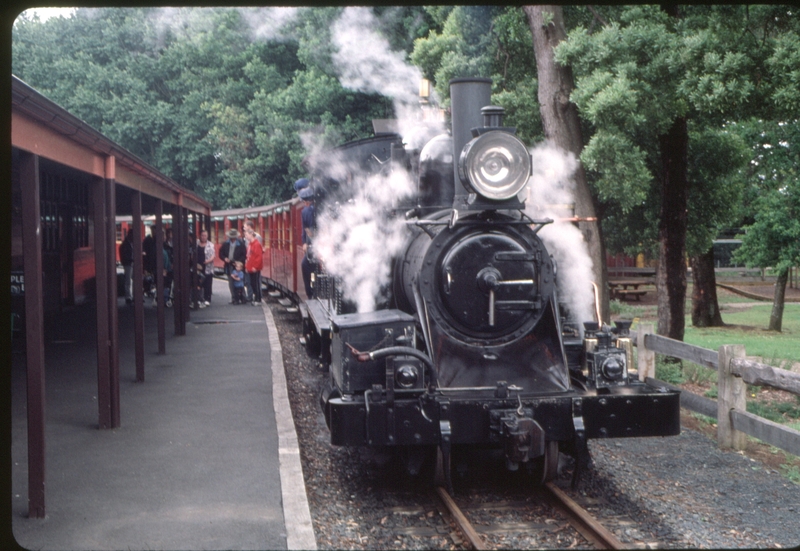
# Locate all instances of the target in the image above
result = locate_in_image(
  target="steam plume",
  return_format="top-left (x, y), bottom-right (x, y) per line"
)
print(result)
top-left (307, 7), bottom-right (443, 312)
top-left (525, 143), bottom-right (596, 328)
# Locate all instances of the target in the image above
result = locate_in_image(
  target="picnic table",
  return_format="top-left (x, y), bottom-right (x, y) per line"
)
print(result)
top-left (608, 277), bottom-right (652, 301)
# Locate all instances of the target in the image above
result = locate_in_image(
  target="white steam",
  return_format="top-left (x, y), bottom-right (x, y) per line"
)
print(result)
top-left (239, 8), bottom-right (300, 41)
top-left (331, 7), bottom-right (422, 108)
top-left (331, 7), bottom-right (439, 150)
top-left (307, 7), bottom-right (444, 312)
top-left (132, 7), bottom-right (299, 49)
top-left (525, 143), bottom-right (596, 328)
top-left (313, 171), bottom-right (415, 313)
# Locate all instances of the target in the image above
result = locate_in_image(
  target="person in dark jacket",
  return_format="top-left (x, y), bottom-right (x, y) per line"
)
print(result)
top-left (299, 185), bottom-right (316, 299)
top-left (218, 228), bottom-right (247, 304)
top-left (142, 230), bottom-right (156, 295)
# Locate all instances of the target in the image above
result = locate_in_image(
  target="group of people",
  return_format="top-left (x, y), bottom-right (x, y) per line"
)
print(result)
top-left (119, 226), bottom-right (175, 308)
top-left (119, 178), bottom-right (313, 309)
top-left (219, 221), bottom-right (263, 305)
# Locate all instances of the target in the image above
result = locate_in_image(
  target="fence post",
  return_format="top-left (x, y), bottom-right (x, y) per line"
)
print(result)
top-left (717, 344), bottom-right (747, 450)
top-left (637, 322), bottom-right (655, 382)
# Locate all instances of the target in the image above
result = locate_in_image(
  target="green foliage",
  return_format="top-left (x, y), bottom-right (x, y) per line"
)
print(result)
top-left (685, 124), bottom-right (749, 255)
top-left (747, 399), bottom-right (800, 425)
top-left (555, 5), bottom-right (793, 259)
top-left (12, 6), bottom-right (422, 209)
top-left (654, 357), bottom-right (685, 385)
top-left (780, 464), bottom-right (800, 485)
top-left (418, 7), bottom-right (495, 100)
top-left (690, 412), bottom-right (716, 426)
top-left (411, 6), bottom-right (535, 103)
top-left (768, 31), bottom-right (800, 117)
top-left (372, 6), bottom-right (438, 55)
top-left (580, 129), bottom-right (650, 214)
top-left (683, 362), bottom-right (715, 386)
top-left (732, 118), bottom-right (800, 275)
top-left (608, 298), bottom-right (645, 319)
top-left (12, 3), bottom-right (798, 232)
top-left (491, 76), bottom-right (542, 145)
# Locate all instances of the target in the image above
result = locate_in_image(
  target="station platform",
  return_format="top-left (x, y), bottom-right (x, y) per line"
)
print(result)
top-left (9, 278), bottom-right (315, 550)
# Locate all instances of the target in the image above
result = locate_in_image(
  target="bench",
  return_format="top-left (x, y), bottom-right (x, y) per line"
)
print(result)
top-left (613, 289), bottom-right (647, 301)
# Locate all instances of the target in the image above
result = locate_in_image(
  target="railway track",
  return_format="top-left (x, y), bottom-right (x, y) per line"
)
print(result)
top-left (271, 298), bottom-right (667, 549)
top-left (431, 482), bottom-right (635, 550)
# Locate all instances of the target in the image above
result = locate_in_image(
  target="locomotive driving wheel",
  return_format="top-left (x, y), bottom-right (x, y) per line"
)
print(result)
top-left (434, 446), bottom-right (453, 494)
top-left (526, 440), bottom-right (559, 486)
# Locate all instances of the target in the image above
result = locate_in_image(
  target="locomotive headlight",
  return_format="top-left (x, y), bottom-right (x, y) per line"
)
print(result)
top-left (395, 364), bottom-right (420, 388)
top-left (459, 131), bottom-right (531, 200)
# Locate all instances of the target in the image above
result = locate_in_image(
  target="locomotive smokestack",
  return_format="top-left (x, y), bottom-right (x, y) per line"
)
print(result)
top-left (449, 77), bottom-right (492, 204)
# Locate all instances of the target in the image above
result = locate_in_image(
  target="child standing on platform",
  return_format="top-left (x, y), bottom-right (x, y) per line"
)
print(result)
top-left (230, 261), bottom-right (246, 304)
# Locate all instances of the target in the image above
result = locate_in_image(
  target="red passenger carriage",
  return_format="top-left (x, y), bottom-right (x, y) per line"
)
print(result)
top-left (209, 199), bottom-right (305, 302)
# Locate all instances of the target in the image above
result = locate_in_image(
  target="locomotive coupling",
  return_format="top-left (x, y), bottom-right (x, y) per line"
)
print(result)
top-left (490, 407), bottom-right (546, 470)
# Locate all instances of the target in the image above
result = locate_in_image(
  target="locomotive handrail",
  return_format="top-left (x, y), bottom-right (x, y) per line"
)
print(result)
top-left (408, 217), bottom-right (554, 227)
top-left (437, 385), bottom-right (523, 393)
top-left (635, 322), bottom-right (800, 457)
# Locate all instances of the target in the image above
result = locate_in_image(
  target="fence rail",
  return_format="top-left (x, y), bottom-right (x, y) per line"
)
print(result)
top-left (635, 322), bottom-right (800, 457)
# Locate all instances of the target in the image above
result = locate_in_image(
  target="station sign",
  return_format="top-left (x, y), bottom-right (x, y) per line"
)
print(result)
top-left (11, 271), bottom-right (24, 296)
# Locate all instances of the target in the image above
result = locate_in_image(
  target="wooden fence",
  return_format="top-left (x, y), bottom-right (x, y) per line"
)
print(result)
top-left (635, 322), bottom-right (800, 457)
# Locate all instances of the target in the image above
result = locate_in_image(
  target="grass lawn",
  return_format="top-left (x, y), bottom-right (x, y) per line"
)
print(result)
top-left (620, 285), bottom-right (800, 367)
top-left (684, 303), bottom-right (800, 366)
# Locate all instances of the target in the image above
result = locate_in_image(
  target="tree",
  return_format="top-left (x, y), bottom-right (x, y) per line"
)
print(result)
top-left (554, 5), bottom-right (770, 340)
top-left (524, 5), bottom-right (609, 322)
top-left (695, 6), bottom-right (800, 331)
top-left (410, 5), bottom-right (539, 141)
top-left (733, 119), bottom-right (800, 332)
top-left (686, 126), bottom-right (748, 327)
top-left (12, 6), bottom-right (410, 208)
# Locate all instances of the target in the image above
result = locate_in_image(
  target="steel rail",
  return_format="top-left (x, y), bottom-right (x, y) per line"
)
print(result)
top-left (434, 482), bottom-right (627, 550)
top-left (544, 481), bottom-right (627, 549)
top-left (434, 486), bottom-right (487, 550)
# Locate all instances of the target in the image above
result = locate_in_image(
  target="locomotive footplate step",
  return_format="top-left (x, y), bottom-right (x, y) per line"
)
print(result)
top-left (304, 299), bottom-right (334, 336)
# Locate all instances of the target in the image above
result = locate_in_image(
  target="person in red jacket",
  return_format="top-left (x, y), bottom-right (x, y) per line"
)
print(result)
top-left (245, 228), bottom-right (264, 305)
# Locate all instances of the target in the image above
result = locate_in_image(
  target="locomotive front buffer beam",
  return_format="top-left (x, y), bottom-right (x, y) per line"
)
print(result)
top-left (325, 381), bottom-right (681, 451)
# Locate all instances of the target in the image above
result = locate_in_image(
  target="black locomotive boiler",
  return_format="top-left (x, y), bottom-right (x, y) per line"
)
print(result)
top-left (302, 78), bottom-right (680, 487)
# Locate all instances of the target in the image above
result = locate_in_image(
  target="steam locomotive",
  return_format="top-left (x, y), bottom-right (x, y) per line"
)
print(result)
top-left (301, 78), bottom-right (680, 488)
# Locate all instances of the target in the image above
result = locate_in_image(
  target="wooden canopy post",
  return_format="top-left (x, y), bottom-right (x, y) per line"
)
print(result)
top-left (173, 205), bottom-right (185, 335)
top-left (20, 151), bottom-right (46, 518)
top-left (132, 191), bottom-right (145, 382)
top-left (191, 211), bottom-right (198, 309)
top-left (92, 176), bottom-right (113, 429)
top-left (105, 169), bottom-right (120, 428)
top-left (155, 201), bottom-right (165, 354)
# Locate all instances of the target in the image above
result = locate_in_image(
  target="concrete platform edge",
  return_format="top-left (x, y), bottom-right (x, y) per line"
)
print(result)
top-left (263, 303), bottom-right (317, 551)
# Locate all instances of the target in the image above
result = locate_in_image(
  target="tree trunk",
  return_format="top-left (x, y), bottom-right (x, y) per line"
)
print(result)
top-left (691, 248), bottom-right (724, 327)
top-left (769, 269), bottom-right (788, 332)
top-left (656, 116), bottom-right (688, 340)
top-left (524, 5), bottom-right (610, 323)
